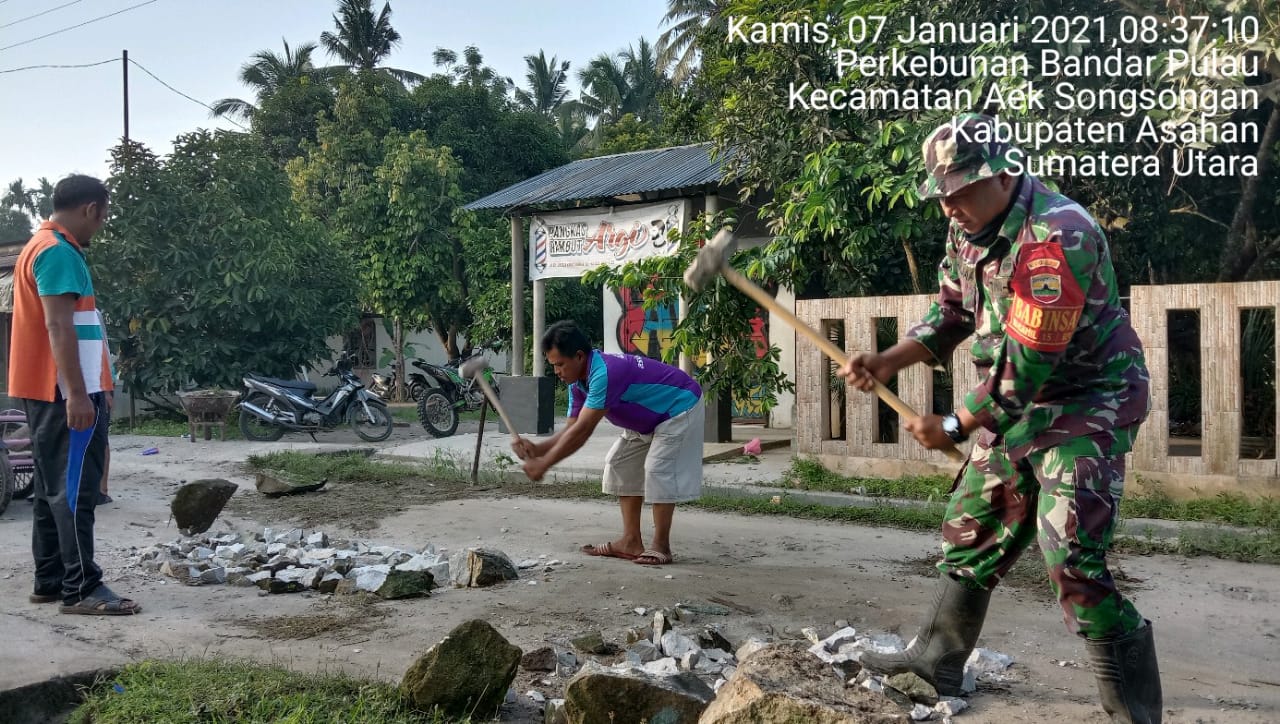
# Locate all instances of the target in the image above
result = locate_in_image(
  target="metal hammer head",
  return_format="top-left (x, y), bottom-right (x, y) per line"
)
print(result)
top-left (459, 355), bottom-right (490, 379)
top-left (683, 228), bottom-right (738, 292)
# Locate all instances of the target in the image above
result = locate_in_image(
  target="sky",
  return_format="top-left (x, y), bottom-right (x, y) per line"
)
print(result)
top-left (0, 0), bottom-right (671, 187)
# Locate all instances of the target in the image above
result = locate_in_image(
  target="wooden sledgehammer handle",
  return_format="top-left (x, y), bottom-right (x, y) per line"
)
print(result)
top-left (472, 371), bottom-right (521, 441)
top-left (719, 266), bottom-right (966, 463)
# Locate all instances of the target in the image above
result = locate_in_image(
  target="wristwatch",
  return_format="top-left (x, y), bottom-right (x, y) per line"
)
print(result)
top-left (941, 413), bottom-right (969, 444)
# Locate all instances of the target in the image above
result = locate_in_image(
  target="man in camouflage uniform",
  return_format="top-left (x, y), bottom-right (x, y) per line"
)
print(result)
top-left (839, 113), bottom-right (1161, 723)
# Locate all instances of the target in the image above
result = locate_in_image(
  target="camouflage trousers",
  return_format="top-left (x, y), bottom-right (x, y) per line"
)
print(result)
top-left (938, 426), bottom-right (1144, 640)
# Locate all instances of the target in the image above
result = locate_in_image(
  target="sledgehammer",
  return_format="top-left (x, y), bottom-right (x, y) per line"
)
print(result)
top-left (683, 228), bottom-right (965, 463)
top-left (458, 356), bottom-right (524, 444)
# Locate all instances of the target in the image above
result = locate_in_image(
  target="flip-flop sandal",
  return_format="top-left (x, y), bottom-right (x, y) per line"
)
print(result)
top-left (29, 592), bottom-right (60, 604)
top-left (633, 550), bottom-right (674, 566)
top-left (60, 586), bottom-right (142, 616)
top-left (580, 542), bottom-right (639, 561)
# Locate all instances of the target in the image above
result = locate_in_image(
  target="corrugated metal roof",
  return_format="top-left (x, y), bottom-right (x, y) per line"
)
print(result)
top-left (464, 143), bottom-right (732, 212)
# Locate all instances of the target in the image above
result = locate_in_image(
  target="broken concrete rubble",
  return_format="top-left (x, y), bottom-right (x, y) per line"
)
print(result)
top-left (702, 644), bottom-right (908, 724)
top-left (135, 526), bottom-right (538, 601)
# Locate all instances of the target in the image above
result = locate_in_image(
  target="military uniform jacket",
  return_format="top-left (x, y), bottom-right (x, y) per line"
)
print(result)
top-left (906, 175), bottom-right (1150, 459)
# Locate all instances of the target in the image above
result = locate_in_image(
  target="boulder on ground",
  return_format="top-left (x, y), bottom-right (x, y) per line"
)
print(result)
top-left (564, 665), bottom-right (714, 724)
top-left (401, 619), bottom-right (522, 718)
top-left (171, 479), bottom-right (237, 535)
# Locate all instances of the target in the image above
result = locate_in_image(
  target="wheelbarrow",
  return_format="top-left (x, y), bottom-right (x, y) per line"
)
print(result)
top-left (176, 390), bottom-right (242, 442)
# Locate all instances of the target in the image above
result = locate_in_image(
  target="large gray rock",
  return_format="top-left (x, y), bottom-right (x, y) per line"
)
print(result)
top-left (255, 470), bottom-right (326, 497)
top-left (401, 619), bottom-right (522, 718)
top-left (449, 548), bottom-right (519, 588)
top-left (699, 645), bottom-right (907, 724)
top-left (170, 479), bottom-right (237, 535)
top-left (565, 666), bottom-right (713, 724)
top-left (375, 569), bottom-right (434, 600)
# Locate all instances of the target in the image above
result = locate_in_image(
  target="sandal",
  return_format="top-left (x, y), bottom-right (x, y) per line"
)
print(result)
top-left (60, 585), bottom-right (142, 616)
top-left (581, 542), bottom-right (639, 561)
top-left (633, 550), bottom-right (674, 566)
top-left (29, 592), bottom-right (60, 604)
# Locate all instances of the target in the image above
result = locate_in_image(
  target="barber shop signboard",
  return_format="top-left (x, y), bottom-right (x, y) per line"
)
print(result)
top-left (528, 200), bottom-right (689, 280)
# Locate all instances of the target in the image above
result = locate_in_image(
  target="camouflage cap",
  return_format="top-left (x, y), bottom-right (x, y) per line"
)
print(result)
top-left (918, 113), bottom-right (1019, 200)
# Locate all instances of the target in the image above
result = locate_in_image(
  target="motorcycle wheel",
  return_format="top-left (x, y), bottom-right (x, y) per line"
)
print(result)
top-left (11, 468), bottom-right (33, 500)
top-left (349, 400), bottom-right (394, 442)
top-left (0, 454), bottom-right (13, 516)
top-left (409, 381), bottom-right (428, 402)
top-left (417, 390), bottom-right (459, 438)
top-left (238, 393), bottom-right (287, 442)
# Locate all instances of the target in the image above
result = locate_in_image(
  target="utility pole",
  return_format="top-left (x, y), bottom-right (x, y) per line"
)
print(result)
top-left (122, 49), bottom-right (129, 143)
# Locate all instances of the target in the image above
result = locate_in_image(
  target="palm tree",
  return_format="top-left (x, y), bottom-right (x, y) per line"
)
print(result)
top-left (2, 177), bottom-right (53, 220)
top-left (575, 38), bottom-right (667, 126)
top-left (321, 0), bottom-right (423, 85)
top-left (515, 51), bottom-right (571, 115)
top-left (432, 46), bottom-right (512, 94)
top-left (656, 0), bottom-right (724, 85)
top-left (212, 39), bottom-right (330, 121)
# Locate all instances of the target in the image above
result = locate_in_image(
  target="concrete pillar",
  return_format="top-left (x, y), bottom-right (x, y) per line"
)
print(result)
top-left (510, 214), bottom-right (525, 376)
top-left (532, 277), bottom-right (546, 377)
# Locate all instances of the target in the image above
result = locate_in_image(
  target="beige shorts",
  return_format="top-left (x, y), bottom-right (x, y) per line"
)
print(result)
top-left (601, 404), bottom-right (704, 503)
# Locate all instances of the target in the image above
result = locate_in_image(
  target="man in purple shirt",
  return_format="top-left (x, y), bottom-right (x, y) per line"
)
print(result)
top-left (514, 321), bottom-right (704, 565)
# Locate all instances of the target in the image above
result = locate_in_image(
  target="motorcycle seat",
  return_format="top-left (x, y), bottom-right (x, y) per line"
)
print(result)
top-left (257, 376), bottom-right (318, 393)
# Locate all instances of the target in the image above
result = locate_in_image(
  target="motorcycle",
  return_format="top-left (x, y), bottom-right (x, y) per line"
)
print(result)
top-left (414, 347), bottom-right (501, 438)
top-left (238, 351), bottom-right (394, 442)
top-left (369, 364), bottom-right (430, 402)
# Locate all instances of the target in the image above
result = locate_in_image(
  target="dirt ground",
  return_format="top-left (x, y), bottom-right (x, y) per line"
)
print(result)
top-left (1, 431), bottom-right (1278, 723)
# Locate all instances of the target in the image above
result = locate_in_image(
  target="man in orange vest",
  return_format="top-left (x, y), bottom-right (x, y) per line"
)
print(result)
top-left (9, 175), bottom-right (141, 615)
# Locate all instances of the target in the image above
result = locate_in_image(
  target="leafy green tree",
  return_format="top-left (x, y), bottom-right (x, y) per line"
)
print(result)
top-left (592, 113), bottom-right (667, 156)
top-left (212, 39), bottom-right (334, 122)
top-left (0, 208), bottom-right (31, 241)
top-left (321, 0), bottom-right (424, 85)
top-left (289, 77), bottom-right (473, 396)
top-left (251, 75), bottom-right (337, 165)
top-left (94, 134), bottom-right (359, 402)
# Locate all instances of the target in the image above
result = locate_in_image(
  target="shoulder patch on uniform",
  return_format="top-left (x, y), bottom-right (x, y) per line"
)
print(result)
top-left (1006, 243), bottom-right (1083, 353)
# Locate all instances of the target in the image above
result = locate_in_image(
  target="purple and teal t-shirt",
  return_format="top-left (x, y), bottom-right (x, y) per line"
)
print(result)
top-left (568, 350), bottom-right (702, 434)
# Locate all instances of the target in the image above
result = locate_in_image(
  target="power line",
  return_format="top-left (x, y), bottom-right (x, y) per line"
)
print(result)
top-left (127, 57), bottom-right (248, 130)
top-left (1, 0), bottom-right (86, 30)
top-left (0, 0), bottom-right (162, 52)
top-left (0, 57), bottom-right (117, 74)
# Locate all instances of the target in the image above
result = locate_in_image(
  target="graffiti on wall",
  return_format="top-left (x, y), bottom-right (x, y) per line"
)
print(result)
top-left (613, 288), bottom-right (769, 422)
top-left (614, 288), bottom-right (677, 359)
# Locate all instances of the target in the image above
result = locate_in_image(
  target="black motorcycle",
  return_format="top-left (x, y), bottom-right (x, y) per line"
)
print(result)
top-left (414, 348), bottom-right (501, 438)
top-left (238, 352), bottom-right (394, 442)
top-left (369, 364), bottom-right (430, 402)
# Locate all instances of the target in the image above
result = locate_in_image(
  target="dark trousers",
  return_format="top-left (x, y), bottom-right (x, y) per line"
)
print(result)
top-left (22, 392), bottom-right (108, 604)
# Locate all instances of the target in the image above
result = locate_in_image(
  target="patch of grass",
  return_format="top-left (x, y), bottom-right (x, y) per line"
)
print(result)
top-left (782, 459), bottom-right (953, 501)
top-left (247, 451), bottom-right (424, 483)
top-left (784, 460), bottom-right (1280, 533)
top-left (71, 660), bottom-right (465, 724)
top-left (1115, 528), bottom-right (1280, 564)
top-left (1123, 480), bottom-right (1279, 531)
top-left (111, 411), bottom-right (245, 440)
